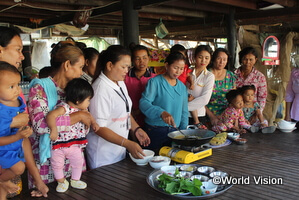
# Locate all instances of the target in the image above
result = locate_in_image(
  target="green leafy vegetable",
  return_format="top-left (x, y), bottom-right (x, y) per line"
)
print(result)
top-left (157, 168), bottom-right (202, 196)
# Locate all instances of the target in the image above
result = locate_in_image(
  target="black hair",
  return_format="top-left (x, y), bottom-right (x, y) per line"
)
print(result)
top-left (39, 66), bottom-right (53, 78)
top-left (238, 46), bottom-right (258, 65)
top-left (170, 44), bottom-right (186, 54)
top-left (65, 78), bottom-right (94, 105)
top-left (194, 45), bottom-right (213, 58)
top-left (0, 26), bottom-right (21, 47)
top-left (130, 44), bottom-right (150, 60)
top-left (83, 47), bottom-right (99, 61)
top-left (75, 42), bottom-right (87, 51)
top-left (210, 48), bottom-right (230, 69)
top-left (241, 85), bottom-right (256, 94)
top-left (93, 45), bottom-right (131, 82)
top-left (0, 61), bottom-right (21, 78)
top-left (165, 51), bottom-right (186, 65)
top-left (226, 89), bottom-right (242, 104)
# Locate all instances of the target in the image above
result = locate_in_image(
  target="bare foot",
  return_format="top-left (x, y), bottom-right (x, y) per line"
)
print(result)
top-left (31, 181), bottom-right (48, 197)
top-left (0, 180), bottom-right (19, 194)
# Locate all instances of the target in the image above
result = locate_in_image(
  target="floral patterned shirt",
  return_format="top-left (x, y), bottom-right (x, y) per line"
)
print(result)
top-left (207, 70), bottom-right (236, 116)
top-left (212, 106), bottom-right (250, 133)
top-left (27, 77), bottom-right (86, 188)
top-left (235, 67), bottom-right (267, 110)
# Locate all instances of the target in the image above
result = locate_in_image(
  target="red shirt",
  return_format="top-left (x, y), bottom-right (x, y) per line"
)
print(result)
top-left (178, 64), bottom-right (192, 84)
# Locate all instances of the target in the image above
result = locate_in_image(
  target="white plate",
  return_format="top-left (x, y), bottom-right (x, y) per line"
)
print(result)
top-left (278, 127), bottom-right (297, 133)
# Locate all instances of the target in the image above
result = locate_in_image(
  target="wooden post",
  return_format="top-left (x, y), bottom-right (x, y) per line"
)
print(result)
top-left (122, 0), bottom-right (139, 48)
top-left (226, 7), bottom-right (237, 70)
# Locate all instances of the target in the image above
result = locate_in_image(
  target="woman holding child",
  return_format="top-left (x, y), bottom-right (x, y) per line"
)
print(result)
top-left (235, 46), bottom-right (267, 111)
top-left (0, 26), bottom-right (48, 198)
top-left (188, 45), bottom-right (215, 127)
top-left (28, 43), bottom-right (95, 191)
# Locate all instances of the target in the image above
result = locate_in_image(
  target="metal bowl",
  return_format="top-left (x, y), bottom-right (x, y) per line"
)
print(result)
top-left (209, 171), bottom-right (228, 178)
top-left (197, 166), bottom-right (215, 174)
top-left (191, 175), bottom-right (210, 182)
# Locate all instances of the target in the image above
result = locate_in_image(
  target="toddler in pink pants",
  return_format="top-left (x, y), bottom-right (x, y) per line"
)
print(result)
top-left (46, 78), bottom-right (99, 193)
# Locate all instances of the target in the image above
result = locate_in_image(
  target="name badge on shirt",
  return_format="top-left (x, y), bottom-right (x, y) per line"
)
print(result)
top-left (127, 113), bottom-right (131, 130)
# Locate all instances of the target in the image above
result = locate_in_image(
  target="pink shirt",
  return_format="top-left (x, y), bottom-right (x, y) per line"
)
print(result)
top-left (235, 67), bottom-right (267, 110)
top-left (285, 68), bottom-right (299, 121)
top-left (124, 68), bottom-right (156, 127)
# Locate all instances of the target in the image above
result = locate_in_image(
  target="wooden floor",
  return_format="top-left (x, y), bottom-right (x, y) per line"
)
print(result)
top-left (12, 128), bottom-right (299, 200)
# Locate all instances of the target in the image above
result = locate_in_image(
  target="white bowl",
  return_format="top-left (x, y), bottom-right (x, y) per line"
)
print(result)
top-left (277, 120), bottom-right (296, 129)
top-left (227, 132), bottom-right (240, 140)
top-left (278, 127), bottom-right (297, 133)
top-left (129, 149), bottom-right (155, 166)
top-left (201, 181), bottom-right (218, 195)
top-left (161, 165), bottom-right (177, 175)
top-left (149, 156), bottom-right (171, 169)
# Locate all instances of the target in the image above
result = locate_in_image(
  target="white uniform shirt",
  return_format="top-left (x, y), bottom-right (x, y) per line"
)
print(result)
top-left (86, 73), bottom-right (132, 169)
top-left (188, 68), bottom-right (215, 116)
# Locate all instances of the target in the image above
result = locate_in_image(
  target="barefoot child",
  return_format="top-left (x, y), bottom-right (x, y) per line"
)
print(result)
top-left (212, 89), bottom-right (250, 134)
top-left (0, 61), bottom-right (32, 196)
top-left (241, 85), bottom-right (276, 133)
top-left (46, 78), bottom-right (99, 193)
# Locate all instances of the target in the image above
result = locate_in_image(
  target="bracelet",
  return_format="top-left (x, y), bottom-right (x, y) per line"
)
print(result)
top-left (133, 126), bottom-right (142, 136)
top-left (121, 138), bottom-right (126, 147)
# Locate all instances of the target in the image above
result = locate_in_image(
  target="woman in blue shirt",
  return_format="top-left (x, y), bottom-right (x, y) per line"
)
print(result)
top-left (140, 52), bottom-right (189, 151)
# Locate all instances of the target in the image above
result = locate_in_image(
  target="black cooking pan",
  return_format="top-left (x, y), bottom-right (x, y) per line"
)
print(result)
top-left (168, 127), bottom-right (216, 146)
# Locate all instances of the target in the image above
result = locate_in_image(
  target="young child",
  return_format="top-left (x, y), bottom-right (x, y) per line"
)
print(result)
top-left (0, 61), bottom-right (32, 195)
top-left (241, 85), bottom-right (276, 133)
top-left (212, 89), bottom-right (250, 134)
top-left (46, 78), bottom-right (99, 193)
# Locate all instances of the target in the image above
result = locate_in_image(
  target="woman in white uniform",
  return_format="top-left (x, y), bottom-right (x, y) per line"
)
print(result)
top-left (86, 45), bottom-right (150, 169)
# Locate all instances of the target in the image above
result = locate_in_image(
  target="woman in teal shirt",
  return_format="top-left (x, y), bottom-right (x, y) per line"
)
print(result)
top-left (206, 48), bottom-right (236, 126)
top-left (140, 52), bottom-right (188, 151)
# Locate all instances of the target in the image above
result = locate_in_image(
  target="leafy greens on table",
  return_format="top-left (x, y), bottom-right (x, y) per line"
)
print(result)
top-left (157, 168), bottom-right (202, 196)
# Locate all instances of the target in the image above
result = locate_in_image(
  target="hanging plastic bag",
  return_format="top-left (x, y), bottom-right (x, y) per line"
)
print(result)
top-left (155, 18), bottom-right (169, 39)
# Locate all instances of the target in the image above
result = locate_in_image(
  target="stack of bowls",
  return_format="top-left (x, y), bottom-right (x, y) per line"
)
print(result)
top-left (277, 120), bottom-right (297, 133)
top-left (129, 149), bottom-right (155, 166)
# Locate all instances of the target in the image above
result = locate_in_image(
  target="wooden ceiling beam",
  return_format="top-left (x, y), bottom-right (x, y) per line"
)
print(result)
top-left (24, 0), bottom-right (115, 7)
top-left (0, 1), bottom-right (76, 10)
top-left (140, 6), bottom-right (206, 18)
top-left (262, 0), bottom-right (297, 7)
top-left (204, 0), bottom-right (258, 10)
top-left (164, 0), bottom-right (230, 14)
top-left (138, 12), bottom-right (186, 21)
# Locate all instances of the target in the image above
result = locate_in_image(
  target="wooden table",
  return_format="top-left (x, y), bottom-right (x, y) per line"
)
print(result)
top-left (13, 128), bottom-right (299, 199)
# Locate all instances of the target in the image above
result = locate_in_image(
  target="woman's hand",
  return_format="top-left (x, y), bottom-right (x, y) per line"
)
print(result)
top-left (11, 113), bottom-right (29, 128)
top-left (161, 111), bottom-right (176, 127)
top-left (135, 128), bottom-right (150, 147)
top-left (124, 140), bottom-right (145, 159)
top-left (71, 111), bottom-right (93, 127)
